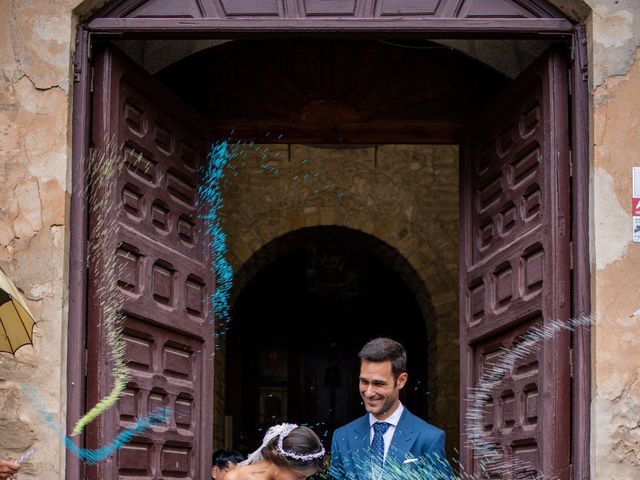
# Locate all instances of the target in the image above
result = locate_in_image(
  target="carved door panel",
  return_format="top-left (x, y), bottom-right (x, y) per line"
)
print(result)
top-left (87, 45), bottom-right (213, 479)
top-left (459, 46), bottom-right (571, 478)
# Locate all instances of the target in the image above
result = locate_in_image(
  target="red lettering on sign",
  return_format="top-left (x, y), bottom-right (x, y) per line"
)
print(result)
top-left (633, 198), bottom-right (640, 216)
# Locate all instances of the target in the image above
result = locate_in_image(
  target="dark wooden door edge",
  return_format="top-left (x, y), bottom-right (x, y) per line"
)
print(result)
top-left (570, 23), bottom-right (591, 480)
top-left (66, 24), bottom-right (91, 480)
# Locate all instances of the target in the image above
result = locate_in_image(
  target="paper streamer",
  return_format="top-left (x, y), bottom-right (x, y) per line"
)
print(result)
top-left (465, 315), bottom-right (593, 478)
top-left (25, 386), bottom-right (170, 464)
top-left (198, 141), bottom-right (235, 338)
top-left (71, 137), bottom-right (135, 435)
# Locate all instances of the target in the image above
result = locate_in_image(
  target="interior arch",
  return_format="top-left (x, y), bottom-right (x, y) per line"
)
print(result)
top-left (226, 226), bottom-right (434, 454)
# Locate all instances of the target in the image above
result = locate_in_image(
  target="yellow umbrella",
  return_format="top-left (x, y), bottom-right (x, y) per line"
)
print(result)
top-left (0, 267), bottom-right (35, 354)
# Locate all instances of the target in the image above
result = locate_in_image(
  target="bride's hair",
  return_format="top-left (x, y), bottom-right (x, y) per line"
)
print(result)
top-left (261, 425), bottom-right (325, 472)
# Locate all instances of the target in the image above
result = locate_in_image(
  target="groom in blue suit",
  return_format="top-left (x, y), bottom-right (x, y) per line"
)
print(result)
top-left (329, 338), bottom-right (453, 479)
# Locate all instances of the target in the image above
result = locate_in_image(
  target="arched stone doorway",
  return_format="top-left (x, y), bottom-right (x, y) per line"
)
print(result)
top-left (70, 2), bottom-right (591, 479)
top-left (209, 142), bottom-right (462, 456)
top-left (224, 226), bottom-right (435, 454)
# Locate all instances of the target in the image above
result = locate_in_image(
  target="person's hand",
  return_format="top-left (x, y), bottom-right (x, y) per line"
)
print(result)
top-left (0, 459), bottom-right (20, 479)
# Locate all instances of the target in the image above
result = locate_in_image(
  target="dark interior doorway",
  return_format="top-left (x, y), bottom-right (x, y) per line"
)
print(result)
top-left (226, 227), bottom-right (429, 454)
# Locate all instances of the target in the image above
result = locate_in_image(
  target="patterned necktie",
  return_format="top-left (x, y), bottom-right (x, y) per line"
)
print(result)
top-left (371, 421), bottom-right (391, 470)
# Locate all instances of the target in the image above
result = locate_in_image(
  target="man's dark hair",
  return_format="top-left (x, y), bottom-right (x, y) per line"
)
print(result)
top-left (212, 449), bottom-right (244, 469)
top-left (358, 337), bottom-right (407, 379)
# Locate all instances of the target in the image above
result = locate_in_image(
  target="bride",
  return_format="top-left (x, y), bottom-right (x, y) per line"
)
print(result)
top-left (225, 423), bottom-right (325, 480)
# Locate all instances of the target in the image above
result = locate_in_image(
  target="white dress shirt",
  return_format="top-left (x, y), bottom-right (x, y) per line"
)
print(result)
top-left (368, 402), bottom-right (404, 461)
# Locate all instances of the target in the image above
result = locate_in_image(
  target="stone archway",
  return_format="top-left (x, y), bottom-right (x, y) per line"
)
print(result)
top-left (221, 225), bottom-right (435, 453)
top-left (213, 144), bottom-right (460, 452)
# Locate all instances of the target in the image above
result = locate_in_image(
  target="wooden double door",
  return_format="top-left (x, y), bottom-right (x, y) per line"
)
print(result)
top-left (85, 43), bottom-right (571, 478)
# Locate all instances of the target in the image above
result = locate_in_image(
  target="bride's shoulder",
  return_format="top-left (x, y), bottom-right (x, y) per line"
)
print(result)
top-left (226, 467), bottom-right (261, 480)
top-left (225, 469), bottom-right (244, 480)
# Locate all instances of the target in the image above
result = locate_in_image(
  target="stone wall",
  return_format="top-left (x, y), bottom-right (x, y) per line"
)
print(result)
top-left (216, 144), bottom-right (460, 452)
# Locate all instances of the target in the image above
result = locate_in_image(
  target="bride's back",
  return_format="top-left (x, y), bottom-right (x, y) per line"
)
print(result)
top-left (224, 461), bottom-right (274, 480)
top-left (229, 424), bottom-right (325, 480)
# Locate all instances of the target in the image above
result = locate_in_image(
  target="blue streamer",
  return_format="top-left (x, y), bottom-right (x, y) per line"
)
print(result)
top-left (24, 386), bottom-right (171, 464)
top-left (198, 141), bottom-right (235, 338)
top-left (64, 409), bottom-right (170, 464)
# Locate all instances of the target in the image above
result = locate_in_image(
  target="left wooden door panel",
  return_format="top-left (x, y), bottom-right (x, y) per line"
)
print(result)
top-left (87, 45), bottom-right (213, 480)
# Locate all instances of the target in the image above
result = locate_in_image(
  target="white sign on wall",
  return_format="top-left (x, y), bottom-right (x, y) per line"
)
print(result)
top-left (633, 167), bottom-right (640, 243)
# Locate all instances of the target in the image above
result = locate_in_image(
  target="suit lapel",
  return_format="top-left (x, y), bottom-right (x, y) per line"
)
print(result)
top-left (349, 415), bottom-right (371, 480)
top-left (387, 408), bottom-right (418, 467)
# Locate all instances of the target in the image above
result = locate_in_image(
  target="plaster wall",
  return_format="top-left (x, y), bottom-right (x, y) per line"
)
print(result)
top-left (0, 0), bottom-right (639, 478)
top-left (0, 1), bottom-right (80, 478)
top-left (588, 3), bottom-right (640, 478)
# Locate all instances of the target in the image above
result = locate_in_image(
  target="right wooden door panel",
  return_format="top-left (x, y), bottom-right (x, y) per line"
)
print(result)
top-left (459, 46), bottom-right (571, 479)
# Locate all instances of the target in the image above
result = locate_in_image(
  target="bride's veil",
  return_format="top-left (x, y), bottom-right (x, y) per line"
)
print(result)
top-left (240, 423), bottom-right (299, 466)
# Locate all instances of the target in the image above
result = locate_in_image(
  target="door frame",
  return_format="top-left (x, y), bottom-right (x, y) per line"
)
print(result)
top-left (67, 9), bottom-right (591, 480)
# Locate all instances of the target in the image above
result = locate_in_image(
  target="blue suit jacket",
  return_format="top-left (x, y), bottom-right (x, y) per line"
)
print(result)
top-left (329, 408), bottom-right (453, 479)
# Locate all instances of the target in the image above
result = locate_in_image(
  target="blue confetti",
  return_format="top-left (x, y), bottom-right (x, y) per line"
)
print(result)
top-left (198, 141), bottom-right (235, 339)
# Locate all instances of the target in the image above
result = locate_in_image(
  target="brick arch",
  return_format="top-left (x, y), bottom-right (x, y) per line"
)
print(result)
top-left (231, 225), bottom-right (438, 332)
top-left (232, 225), bottom-right (453, 323)
top-left (211, 143), bottom-right (460, 448)
top-left (222, 224), bottom-right (444, 429)
top-left (218, 144), bottom-right (460, 324)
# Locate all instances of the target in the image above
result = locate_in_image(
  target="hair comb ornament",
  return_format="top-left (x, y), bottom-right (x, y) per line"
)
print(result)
top-left (276, 423), bottom-right (325, 461)
top-left (240, 423), bottom-right (324, 466)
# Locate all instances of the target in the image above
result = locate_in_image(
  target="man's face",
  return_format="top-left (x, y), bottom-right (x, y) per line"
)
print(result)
top-left (211, 461), bottom-right (237, 480)
top-left (359, 360), bottom-right (407, 418)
